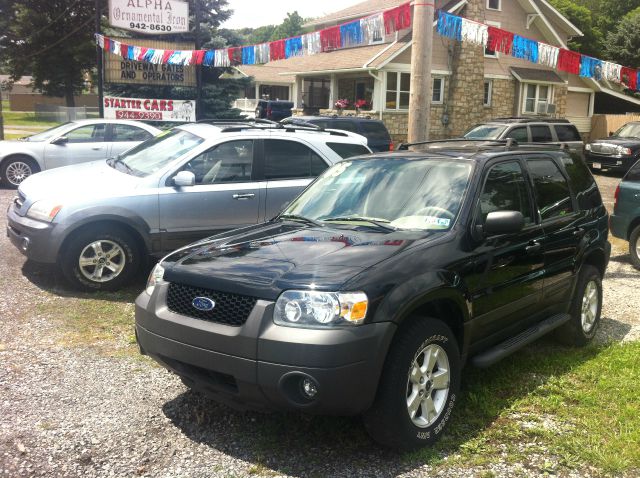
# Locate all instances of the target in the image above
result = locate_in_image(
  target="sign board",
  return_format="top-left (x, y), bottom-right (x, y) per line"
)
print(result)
top-left (103, 96), bottom-right (196, 122)
top-left (104, 37), bottom-right (196, 87)
top-left (108, 0), bottom-right (189, 34)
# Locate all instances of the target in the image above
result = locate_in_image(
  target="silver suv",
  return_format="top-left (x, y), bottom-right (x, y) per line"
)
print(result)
top-left (6, 121), bottom-right (371, 291)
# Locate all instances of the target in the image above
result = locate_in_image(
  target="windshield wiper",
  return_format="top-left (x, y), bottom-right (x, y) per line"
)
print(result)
top-left (323, 216), bottom-right (396, 232)
top-left (278, 214), bottom-right (324, 228)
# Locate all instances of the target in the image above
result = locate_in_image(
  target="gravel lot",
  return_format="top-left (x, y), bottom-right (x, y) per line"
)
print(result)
top-left (0, 172), bottom-right (638, 478)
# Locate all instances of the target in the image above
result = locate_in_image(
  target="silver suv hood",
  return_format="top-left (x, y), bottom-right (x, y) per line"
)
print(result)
top-left (19, 159), bottom-right (143, 202)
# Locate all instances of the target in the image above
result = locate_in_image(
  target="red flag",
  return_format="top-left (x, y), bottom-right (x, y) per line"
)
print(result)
top-left (383, 3), bottom-right (411, 35)
top-left (487, 26), bottom-right (514, 55)
top-left (320, 26), bottom-right (341, 52)
top-left (557, 49), bottom-right (581, 75)
top-left (269, 40), bottom-right (286, 61)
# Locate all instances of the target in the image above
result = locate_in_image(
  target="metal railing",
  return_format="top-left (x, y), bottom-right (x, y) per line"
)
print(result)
top-left (35, 105), bottom-right (100, 122)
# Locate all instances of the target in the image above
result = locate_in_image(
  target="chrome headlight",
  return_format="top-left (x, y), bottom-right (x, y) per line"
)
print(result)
top-left (146, 263), bottom-right (166, 295)
top-left (274, 290), bottom-right (368, 328)
top-left (25, 200), bottom-right (63, 222)
top-left (585, 143), bottom-right (592, 151)
top-left (616, 146), bottom-right (632, 156)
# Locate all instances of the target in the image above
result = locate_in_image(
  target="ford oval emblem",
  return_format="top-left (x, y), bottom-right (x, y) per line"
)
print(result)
top-left (192, 297), bottom-right (215, 311)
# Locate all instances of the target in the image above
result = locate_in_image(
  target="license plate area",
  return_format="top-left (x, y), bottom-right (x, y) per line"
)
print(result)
top-left (592, 162), bottom-right (602, 169)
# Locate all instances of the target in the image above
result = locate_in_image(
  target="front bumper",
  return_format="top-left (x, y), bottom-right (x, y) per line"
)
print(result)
top-left (6, 204), bottom-right (61, 264)
top-left (585, 152), bottom-right (637, 173)
top-left (135, 285), bottom-right (396, 415)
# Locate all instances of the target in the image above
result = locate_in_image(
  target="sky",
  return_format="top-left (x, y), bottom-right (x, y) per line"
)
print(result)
top-left (221, 0), bottom-right (364, 29)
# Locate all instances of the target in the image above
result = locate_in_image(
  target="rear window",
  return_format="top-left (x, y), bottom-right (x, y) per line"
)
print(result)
top-left (360, 122), bottom-right (391, 141)
top-left (527, 158), bottom-right (574, 220)
top-left (560, 155), bottom-right (602, 210)
top-left (326, 142), bottom-right (371, 159)
top-left (330, 120), bottom-right (359, 133)
top-left (555, 124), bottom-right (582, 142)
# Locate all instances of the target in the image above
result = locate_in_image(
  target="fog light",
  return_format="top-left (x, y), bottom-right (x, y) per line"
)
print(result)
top-left (301, 378), bottom-right (318, 399)
top-left (617, 161), bottom-right (623, 165)
top-left (21, 237), bottom-right (30, 252)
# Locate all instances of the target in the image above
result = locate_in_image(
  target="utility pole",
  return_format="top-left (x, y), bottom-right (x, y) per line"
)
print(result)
top-left (0, 82), bottom-right (4, 140)
top-left (407, 1), bottom-right (435, 144)
top-left (95, 0), bottom-right (104, 118)
top-left (195, 0), bottom-right (202, 121)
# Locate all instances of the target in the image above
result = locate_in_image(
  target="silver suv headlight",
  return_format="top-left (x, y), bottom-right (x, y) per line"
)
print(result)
top-left (146, 263), bottom-right (166, 295)
top-left (274, 290), bottom-right (368, 328)
top-left (25, 200), bottom-right (63, 222)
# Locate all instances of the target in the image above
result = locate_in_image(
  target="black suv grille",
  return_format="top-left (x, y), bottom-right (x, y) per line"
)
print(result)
top-left (166, 283), bottom-right (257, 326)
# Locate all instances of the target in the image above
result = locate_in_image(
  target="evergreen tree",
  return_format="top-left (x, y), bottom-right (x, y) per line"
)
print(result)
top-left (604, 7), bottom-right (640, 67)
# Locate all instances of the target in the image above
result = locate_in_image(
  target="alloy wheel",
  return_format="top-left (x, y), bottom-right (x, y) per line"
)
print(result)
top-left (6, 161), bottom-right (32, 186)
top-left (581, 280), bottom-right (599, 333)
top-left (406, 344), bottom-right (450, 428)
top-left (78, 240), bottom-right (126, 283)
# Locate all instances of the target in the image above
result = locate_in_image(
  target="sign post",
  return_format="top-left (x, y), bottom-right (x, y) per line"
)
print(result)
top-left (96, 0), bottom-right (104, 118)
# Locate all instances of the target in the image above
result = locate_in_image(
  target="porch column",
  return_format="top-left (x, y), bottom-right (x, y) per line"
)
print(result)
top-left (255, 83), bottom-right (260, 100)
top-left (329, 74), bottom-right (338, 109)
top-left (295, 76), bottom-right (303, 109)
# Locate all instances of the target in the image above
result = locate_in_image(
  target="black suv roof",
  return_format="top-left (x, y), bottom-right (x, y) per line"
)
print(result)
top-left (487, 117), bottom-right (572, 124)
top-left (283, 115), bottom-right (384, 124)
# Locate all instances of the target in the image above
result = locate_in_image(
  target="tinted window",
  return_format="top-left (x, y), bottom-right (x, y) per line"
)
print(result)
top-left (66, 124), bottom-right (106, 143)
top-left (112, 124), bottom-right (152, 142)
top-left (625, 159), bottom-right (640, 182)
top-left (505, 127), bottom-right (528, 142)
top-left (360, 122), bottom-right (391, 141)
top-left (527, 159), bottom-right (574, 221)
top-left (326, 142), bottom-right (370, 159)
top-left (330, 120), bottom-right (359, 133)
top-left (560, 155), bottom-right (601, 210)
top-left (530, 125), bottom-right (553, 142)
top-left (264, 139), bottom-right (325, 179)
top-left (555, 125), bottom-right (581, 142)
top-left (183, 140), bottom-right (253, 185)
top-left (479, 161), bottom-right (533, 225)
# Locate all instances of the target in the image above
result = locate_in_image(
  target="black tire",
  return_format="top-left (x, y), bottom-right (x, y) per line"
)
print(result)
top-left (60, 225), bottom-right (141, 291)
top-left (363, 318), bottom-right (460, 451)
top-left (1, 156), bottom-right (40, 189)
top-left (629, 225), bottom-right (640, 270)
top-left (555, 264), bottom-right (602, 346)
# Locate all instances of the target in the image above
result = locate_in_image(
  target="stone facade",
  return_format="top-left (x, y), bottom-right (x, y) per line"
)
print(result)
top-left (554, 85), bottom-right (568, 118)
top-left (482, 79), bottom-right (515, 121)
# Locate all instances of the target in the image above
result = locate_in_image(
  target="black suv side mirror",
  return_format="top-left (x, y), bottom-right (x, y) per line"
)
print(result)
top-left (483, 211), bottom-right (525, 236)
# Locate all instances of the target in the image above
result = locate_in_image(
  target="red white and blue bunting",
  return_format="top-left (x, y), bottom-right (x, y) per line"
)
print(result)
top-left (95, 2), bottom-right (411, 68)
top-left (435, 11), bottom-right (640, 91)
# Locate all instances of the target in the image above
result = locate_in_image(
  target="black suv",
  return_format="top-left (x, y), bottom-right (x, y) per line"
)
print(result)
top-left (136, 141), bottom-right (610, 450)
top-left (464, 118), bottom-right (584, 159)
top-left (585, 121), bottom-right (640, 173)
top-left (282, 115), bottom-right (393, 152)
top-left (254, 100), bottom-right (294, 122)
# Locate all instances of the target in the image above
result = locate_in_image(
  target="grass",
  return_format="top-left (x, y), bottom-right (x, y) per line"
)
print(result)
top-left (3, 110), bottom-right (60, 127)
top-left (406, 340), bottom-right (640, 475)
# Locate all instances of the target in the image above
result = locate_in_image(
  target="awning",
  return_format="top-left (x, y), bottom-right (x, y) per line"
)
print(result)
top-left (511, 67), bottom-right (565, 85)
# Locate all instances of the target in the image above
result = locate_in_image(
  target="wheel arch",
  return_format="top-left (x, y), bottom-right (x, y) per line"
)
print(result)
top-left (1, 153), bottom-right (42, 172)
top-left (580, 247), bottom-right (607, 278)
top-left (627, 216), bottom-right (640, 241)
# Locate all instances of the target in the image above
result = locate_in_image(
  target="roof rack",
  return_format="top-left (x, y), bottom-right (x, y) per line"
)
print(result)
top-left (217, 122), bottom-right (350, 137)
top-left (396, 138), bottom-right (571, 152)
top-left (490, 117), bottom-right (571, 124)
top-left (197, 118), bottom-right (282, 126)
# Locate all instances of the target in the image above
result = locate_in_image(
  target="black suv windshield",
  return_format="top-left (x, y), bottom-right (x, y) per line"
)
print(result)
top-left (109, 129), bottom-right (204, 177)
top-left (283, 158), bottom-right (472, 231)
top-left (614, 123), bottom-right (640, 138)
top-left (464, 124), bottom-right (507, 140)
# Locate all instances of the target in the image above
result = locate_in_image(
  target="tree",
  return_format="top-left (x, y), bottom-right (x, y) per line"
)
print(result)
top-left (0, 0), bottom-right (96, 107)
top-left (604, 8), bottom-right (640, 67)
top-left (547, 0), bottom-right (604, 57)
top-left (270, 12), bottom-right (305, 41)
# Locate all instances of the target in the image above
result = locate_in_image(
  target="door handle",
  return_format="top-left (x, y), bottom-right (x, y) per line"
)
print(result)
top-left (525, 241), bottom-right (542, 254)
top-left (573, 227), bottom-right (585, 237)
top-left (232, 193), bottom-right (255, 200)
top-left (91, 147), bottom-right (103, 150)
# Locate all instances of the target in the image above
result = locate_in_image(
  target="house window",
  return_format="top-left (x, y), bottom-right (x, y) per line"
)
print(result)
top-left (484, 80), bottom-right (493, 106)
top-left (433, 77), bottom-right (444, 104)
top-left (485, 21), bottom-right (500, 58)
top-left (487, 0), bottom-right (501, 10)
top-left (385, 72), bottom-right (445, 109)
top-left (522, 83), bottom-right (553, 114)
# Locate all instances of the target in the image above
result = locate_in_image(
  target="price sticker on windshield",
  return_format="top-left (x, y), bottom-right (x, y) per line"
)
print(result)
top-left (425, 216), bottom-right (451, 228)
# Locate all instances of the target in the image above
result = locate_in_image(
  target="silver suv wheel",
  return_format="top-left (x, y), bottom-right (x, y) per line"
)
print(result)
top-left (78, 240), bottom-right (126, 283)
top-left (406, 343), bottom-right (450, 428)
top-left (581, 280), bottom-right (599, 333)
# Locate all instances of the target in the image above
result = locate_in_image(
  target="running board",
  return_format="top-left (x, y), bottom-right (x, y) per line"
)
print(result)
top-left (471, 313), bottom-right (571, 368)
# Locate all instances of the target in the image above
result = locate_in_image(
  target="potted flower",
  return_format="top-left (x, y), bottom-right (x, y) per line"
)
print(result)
top-left (355, 99), bottom-right (371, 114)
top-left (334, 98), bottom-right (350, 115)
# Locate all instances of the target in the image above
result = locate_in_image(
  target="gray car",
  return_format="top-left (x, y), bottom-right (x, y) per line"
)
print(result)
top-left (0, 119), bottom-right (161, 188)
top-left (6, 122), bottom-right (371, 291)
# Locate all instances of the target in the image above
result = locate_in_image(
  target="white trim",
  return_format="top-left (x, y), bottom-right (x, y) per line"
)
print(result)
top-left (432, 77), bottom-right (445, 104)
top-left (364, 40), bottom-right (399, 68)
top-left (537, 0), bottom-right (583, 36)
top-left (524, 0), bottom-right (567, 48)
top-left (484, 79), bottom-right (493, 107)
top-left (484, 21), bottom-right (500, 59)
top-left (568, 86), bottom-right (595, 93)
top-left (383, 63), bottom-right (452, 76)
top-left (486, 0), bottom-right (502, 11)
top-left (484, 74), bottom-right (513, 80)
top-left (589, 91), bottom-right (595, 116)
top-left (522, 83), bottom-right (554, 114)
top-left (280, 67), bottom-right (372, 76)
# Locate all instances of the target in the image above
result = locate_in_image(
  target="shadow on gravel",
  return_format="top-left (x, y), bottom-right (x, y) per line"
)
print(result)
top-left (21, 259), bottom-right (149, 303)
top-left (160, 337), bottom-right (614, 476)
top-left (597, 317), bottom-right (633, 343)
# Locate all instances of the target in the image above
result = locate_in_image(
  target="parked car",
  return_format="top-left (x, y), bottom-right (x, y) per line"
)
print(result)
top-left (585, 121), bottom-right (640, 173)
top-left (282, 115), bottom-right (393, 152)
top-left (0, 119), bottom-right (161, 188)
top-left (463, 118), bottom-right (584, 158)
top-left (254, 100), bottom-right (293, 122)
top-left (6, 121), bottom-right (371, 291)
top-left (610, 158), bottom-right (640, 268)
top-left (135, 140), bottom-right (610, 451)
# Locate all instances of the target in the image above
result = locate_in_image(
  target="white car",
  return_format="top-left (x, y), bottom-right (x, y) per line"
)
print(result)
top-left (0, 119), bottom-right (161, 188)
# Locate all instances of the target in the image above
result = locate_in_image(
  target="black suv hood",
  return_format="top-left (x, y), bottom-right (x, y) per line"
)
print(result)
top-left (592, 137), bottom-right (640, 149)
top-left (162, 222), bottom-right (424, 299)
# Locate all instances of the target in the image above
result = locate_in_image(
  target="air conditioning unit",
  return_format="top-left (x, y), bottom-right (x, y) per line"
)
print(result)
top-left (536, 101), bottom-right (556, 115)
top-left (547, 103), bottom-right (557, 114)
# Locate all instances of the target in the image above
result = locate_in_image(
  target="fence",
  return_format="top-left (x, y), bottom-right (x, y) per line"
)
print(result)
top-left (34, 104), bottom-right (100, 122)
top-left (591, 114), bottom-right (640, 140)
